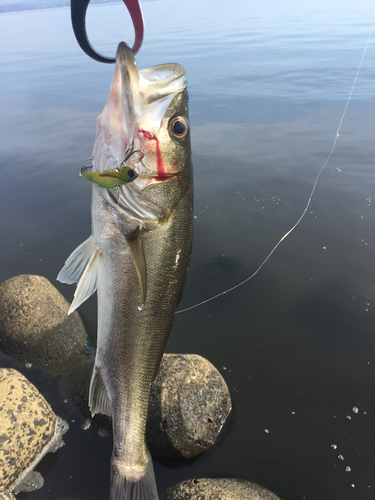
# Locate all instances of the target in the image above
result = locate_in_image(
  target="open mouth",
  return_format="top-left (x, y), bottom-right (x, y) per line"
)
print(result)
top-left (149, 174), bottom-right (176, 183)
top-left (130, 173), bottom-right (178, 191)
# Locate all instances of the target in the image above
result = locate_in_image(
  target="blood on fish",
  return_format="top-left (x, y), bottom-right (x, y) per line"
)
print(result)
top-left (139, 129), bottom-right (169, 180)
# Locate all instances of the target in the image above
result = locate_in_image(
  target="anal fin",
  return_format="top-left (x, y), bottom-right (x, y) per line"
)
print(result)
top-left (89, 365), bottom-right (112, 417)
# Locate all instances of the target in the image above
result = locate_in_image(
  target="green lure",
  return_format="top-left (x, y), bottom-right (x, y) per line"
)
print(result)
top-left (80, 146), bottom-right (142, 189)
top-left (80, 165), bottom-right (138, 189)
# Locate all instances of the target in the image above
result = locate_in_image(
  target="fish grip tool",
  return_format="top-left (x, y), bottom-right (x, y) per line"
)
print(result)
top-left (70, 0), bottom-right (144, 62)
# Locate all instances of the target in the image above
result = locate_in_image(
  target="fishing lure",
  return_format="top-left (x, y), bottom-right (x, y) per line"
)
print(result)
top-left (80, 165), bottom-right (138, 189)
top-left (80, 147), bottom-right (143, 189)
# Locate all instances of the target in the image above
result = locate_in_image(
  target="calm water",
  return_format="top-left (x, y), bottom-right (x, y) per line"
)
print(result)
top-left (1, 1), bottom-right (375, 499)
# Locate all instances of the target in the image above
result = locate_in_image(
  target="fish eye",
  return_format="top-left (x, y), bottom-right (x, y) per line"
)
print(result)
top-left (127, 169), bottom-right (137, 179)
top-left (169, 116), bottom-right (189, 142)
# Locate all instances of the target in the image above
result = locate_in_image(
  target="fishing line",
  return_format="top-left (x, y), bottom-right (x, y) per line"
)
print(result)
top-left (176, 16), bottom-right (375, 315)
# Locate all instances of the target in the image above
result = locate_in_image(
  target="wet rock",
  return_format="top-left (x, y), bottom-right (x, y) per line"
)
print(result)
top-left (13, 471), bottom-right (43, 494)
top-left (161, 478), bottom-right (282, 500)
top-left (147, 353), bottom-right (232, 458)
top-left (0, 274), bottom-right (86, 366)
top-left (0, 368), bottom-right (69, 494)
top-left (0, 491), bottom-right (16, 500)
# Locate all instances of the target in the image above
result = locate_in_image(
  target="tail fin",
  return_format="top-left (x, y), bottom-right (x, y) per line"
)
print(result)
top-left (110, 450), bottom-right (159, 500)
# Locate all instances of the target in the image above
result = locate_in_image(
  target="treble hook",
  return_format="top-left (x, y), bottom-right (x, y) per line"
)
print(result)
top-left (70, 0), bottom-right (144, 63)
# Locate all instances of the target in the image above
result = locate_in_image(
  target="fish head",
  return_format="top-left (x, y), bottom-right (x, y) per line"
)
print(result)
top-left (135, 84), bottom-right (191, 220)
top-left (92, 42), bottom-right (192, 222)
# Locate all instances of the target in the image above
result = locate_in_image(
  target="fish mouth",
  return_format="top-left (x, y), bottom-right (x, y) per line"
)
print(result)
top-left (133, 173), bottom-right (179, 191)
top-left (117, 41), bottom-right (187, 140)
top-left (150, 175), bottom-right (176, 182)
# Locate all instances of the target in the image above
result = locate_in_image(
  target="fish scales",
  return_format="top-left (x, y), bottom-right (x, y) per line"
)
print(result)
top-left (58, 42), bottom-right (193, 500)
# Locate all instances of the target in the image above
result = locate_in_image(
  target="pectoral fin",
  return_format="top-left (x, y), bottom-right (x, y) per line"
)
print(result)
top-left (57, 236), bottom-right (95, 284)
top-left (57, 236), bottom-right (99, 314)
top-left (126, 227), bottom-right (147, 307)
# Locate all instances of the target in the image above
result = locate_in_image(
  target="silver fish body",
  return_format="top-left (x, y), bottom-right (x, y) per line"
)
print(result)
top-left (58, 43), bottom-right (193, 500)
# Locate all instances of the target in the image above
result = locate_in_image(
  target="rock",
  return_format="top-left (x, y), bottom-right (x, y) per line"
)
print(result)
top-left (0, 491), bottom-right (16, 500)
top-left (0, 368), bottom-right (69, 494)
top-left (147, 353), bottom-right (232, 458)
top-left (13, 471), bottom-right (43, 494)
top-left (0, 274), bottom-right (86, 366)
top-left (161, 478), bottom-right (283, 500)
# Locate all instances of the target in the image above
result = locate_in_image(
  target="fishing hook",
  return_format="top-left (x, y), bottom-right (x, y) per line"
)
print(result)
top-left (118, 145), bottom-right (144, 171)
top-left (70, 0), bottom-right (144, 63)
top-left (80, 146), bottom-right (144, 175)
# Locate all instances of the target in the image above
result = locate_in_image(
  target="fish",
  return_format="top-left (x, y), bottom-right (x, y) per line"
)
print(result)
top-left (57, 42), bottom-right (193, 500)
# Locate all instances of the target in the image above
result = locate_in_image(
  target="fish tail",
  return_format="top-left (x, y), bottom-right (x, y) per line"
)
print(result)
top-left (110, 451), bottom-right (159, 500)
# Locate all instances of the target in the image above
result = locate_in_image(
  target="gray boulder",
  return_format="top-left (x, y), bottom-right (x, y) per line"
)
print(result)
top-left (0, 368), bottom-right (68, 494)
top-left (0, 274), bottom-right (86, 366)
top-left (146, 353), bottom-right (232, 458)
top-left (161, 478), bottom-right (283, 500)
